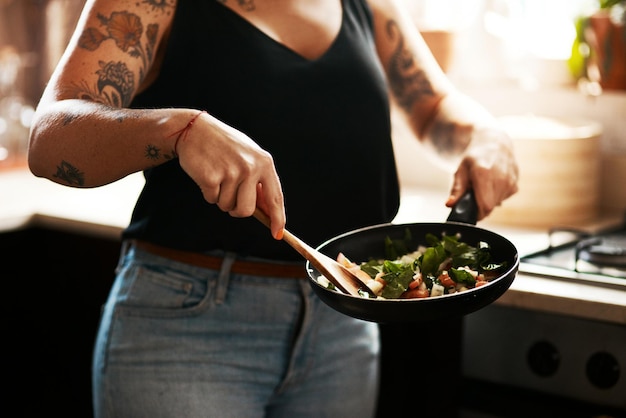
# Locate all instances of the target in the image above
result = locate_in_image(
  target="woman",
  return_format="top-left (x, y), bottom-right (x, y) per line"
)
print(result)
top-left (28, 0), bottom-right (518, 416)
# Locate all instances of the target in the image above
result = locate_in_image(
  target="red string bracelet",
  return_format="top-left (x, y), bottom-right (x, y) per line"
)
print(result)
top-left (169, 110), bottom-right (206, 156)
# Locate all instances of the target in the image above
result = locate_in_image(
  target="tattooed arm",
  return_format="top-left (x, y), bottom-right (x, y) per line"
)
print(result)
top-left (28, 0), bottom-right (285, 238)
top-left (368, 0), bottom-right (518, 219)
top-left (28, 0), bottom-right (176, 186)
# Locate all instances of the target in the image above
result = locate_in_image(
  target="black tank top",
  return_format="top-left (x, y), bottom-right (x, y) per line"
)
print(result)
top-left (123, 0), bottom-right (400, 261)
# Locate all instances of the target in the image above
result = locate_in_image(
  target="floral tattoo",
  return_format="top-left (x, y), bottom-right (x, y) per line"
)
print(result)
top-left (141, 0), bottom-right (174, 14)
top-left (74, 10), bottom-right (159, 107)
top-left (386, 20), bottom-right (434, 112)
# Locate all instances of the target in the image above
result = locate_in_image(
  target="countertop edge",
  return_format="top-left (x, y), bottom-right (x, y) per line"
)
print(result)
top-left (2, 170), bottom-right (625, 325)
top-left (494, 278), bottom-right (626, 326)
top-left (29, 213), bottom-right (125, 240)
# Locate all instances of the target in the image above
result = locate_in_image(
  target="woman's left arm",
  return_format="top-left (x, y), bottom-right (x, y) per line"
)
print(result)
top-left (368, 0), bottom-right (518, 220)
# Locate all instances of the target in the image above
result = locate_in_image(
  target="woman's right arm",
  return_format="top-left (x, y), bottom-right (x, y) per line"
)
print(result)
top-left (28, 0), bottom-right (185, 187)
top-left (28, 0), bottom-right (286, 238)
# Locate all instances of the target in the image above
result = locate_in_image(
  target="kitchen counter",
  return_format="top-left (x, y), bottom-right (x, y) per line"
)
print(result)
top-left (2, 167), bottom-right (625, 325)
top-left (0, 166), bottom-right (143, 237)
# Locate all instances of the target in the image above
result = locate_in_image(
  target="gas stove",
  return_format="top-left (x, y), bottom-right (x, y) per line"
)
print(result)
top-left (519, 223), bottom-right (626, 289)
top-left (461, 216), bottom-right (626, 416)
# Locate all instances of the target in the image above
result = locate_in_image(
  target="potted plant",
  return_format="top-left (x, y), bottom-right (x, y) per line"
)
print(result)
top-left (569, 0), bottom-right (626, 91)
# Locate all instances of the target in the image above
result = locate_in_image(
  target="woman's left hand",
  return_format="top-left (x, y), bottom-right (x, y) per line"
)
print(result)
top-left (446, 128), bottom-right (519, 220)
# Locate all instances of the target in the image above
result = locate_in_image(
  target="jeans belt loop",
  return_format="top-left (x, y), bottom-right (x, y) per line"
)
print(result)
top-left (215, 252), bottom-right (236, 305)
top-left (115, 240), bottom-right (132, 275)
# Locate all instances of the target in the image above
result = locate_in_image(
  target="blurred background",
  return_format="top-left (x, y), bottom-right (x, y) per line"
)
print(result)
top-left (1, 0), bottom-right (625, 220)
top-left (1, 2), bottom-right (625, 417)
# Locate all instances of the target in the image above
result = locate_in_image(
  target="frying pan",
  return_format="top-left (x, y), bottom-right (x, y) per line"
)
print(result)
top-left (305, 191), bottom-right (519, 323)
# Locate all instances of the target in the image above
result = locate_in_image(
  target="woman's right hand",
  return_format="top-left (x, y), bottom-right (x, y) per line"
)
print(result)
top-left (176, 111), bottom-right (286, 240)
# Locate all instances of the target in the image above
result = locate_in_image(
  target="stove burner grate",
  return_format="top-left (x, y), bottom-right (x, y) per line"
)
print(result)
top-left (520, 226), bottom-right (626, 288)
top-left (576, 236), bottom-right (626, 268)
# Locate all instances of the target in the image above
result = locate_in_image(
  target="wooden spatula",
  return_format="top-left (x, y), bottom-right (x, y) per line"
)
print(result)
top-left (253, 209), bottom-right (375, 297)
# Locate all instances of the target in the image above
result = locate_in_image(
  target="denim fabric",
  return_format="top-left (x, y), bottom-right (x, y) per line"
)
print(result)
top-left (92, 245), bottom-right (380, 418)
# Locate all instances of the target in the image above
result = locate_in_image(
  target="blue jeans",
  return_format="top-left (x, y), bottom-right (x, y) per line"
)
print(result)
top-left (92, 244), bottom-right (380, 418)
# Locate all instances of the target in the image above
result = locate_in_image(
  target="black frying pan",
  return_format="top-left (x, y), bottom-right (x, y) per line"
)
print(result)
top-left (305, 191), bottom-right (519, 323)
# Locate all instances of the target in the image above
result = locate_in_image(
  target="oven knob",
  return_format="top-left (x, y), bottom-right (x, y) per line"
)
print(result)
top-left (527, 340), bottom-right (560, 377)
top-left (586, 351), bottom-right (620, 389)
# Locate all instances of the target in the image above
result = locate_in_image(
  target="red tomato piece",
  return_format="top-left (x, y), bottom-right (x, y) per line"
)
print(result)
top-left (438, 271), bottom-right (455, 288)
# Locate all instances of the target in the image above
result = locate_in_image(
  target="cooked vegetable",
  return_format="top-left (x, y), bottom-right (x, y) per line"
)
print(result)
top-left (319, 229), bottom-right (507, 299)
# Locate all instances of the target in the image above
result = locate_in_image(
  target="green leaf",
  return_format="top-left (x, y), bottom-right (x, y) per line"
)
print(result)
top-left (419, 246), bottom-right (441, 276)
top-left (449, 268), bottom-right (476, 285)
top-left (361, 259), bottom-right (383, 279)
top-left (380, 269), bottom-right (414, 299)
top-left (384, 229), bottom-right (414, 260)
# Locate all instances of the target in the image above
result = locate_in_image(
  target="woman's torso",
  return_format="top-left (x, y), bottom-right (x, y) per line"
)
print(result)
top-left (123, 0), bottom-right (400, 261)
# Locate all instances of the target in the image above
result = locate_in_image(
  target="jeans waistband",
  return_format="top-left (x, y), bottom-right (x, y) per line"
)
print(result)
top-left (126, 239), bottom-right (309, 279)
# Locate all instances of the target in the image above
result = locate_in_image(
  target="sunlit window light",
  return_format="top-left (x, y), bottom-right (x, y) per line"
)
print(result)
top-left (483, 0), bottom-right (594, 60)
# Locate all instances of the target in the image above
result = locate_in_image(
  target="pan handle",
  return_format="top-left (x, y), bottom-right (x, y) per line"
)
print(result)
top-left (446, 189), bottom-right (478, 225)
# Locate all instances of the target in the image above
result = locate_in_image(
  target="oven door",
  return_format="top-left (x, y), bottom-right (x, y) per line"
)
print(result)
top-left (460, 305), bottom-right (626, 418)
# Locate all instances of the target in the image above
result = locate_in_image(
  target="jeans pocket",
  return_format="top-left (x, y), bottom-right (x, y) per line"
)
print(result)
top-left (116, 262), bottom-right (217, 318)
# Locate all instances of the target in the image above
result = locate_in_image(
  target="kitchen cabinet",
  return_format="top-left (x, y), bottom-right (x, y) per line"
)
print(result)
top-left (377, 319), bottom-right (463, 418)
top-left (1, 226), bottom-right (120, 417)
